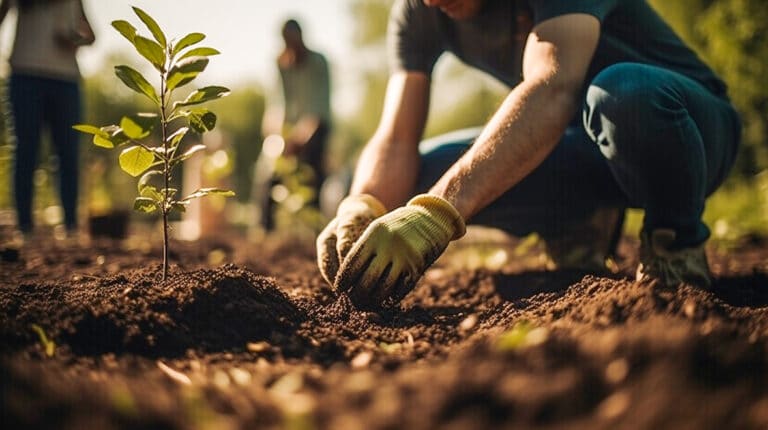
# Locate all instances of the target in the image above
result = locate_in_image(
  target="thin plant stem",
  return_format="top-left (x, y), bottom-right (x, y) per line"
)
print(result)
top-left (160, 64), bottom-right (169, 281)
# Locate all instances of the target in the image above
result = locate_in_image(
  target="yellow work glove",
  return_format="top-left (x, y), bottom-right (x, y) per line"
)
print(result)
top-left (316, 194), bottom-right (387, 286)
top-left (334, 194), bottom-right (466, 309)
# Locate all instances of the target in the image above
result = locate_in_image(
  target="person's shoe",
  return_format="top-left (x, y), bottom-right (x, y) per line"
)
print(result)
top-left (542, 207), bottom-right (624, 273)
top-left (635, 228), bottom-right (711, 288)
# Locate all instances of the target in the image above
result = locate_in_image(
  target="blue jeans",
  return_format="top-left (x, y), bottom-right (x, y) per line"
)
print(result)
top-left (10, 73), bottom-right (82, 232)
top-left (417, 63), bottom-right (741, 247)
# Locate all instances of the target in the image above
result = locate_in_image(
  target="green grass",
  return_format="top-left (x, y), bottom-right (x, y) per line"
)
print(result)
top-left (623, 173), bottom-right (768, 244)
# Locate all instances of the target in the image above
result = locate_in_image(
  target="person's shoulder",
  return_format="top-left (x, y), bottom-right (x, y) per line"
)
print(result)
top-left (308, 50), bottom-right (329, 65)
top-left (391, 0), bottom-right (440, 22)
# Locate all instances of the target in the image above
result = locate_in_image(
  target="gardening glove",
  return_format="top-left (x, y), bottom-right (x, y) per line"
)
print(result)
top-left (316, 194), bottom-right (387, 286)
top-left (335, 194), bottom-right (466, 309)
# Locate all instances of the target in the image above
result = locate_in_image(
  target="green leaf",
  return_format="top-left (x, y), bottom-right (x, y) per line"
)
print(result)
top-left (160, 188), bottom-right (179, 200)
top-left (93, 135), bottom-right (114, 148)
top-left (175, 144), bottom-right (206, 162)
top-left (30, 324), bottom-right (55, 358)
top-left (74, 124), bottom-right (122, 148)
top-left (104, 127), bottom-right (131, 147)
top-left (115, 65), bottom-right (159, 104)
top-left (166, 56), bottom-right (208, 91)
top-left (72, 124), bottom-right (105, 135)
top-left (140, 184), bottom-right (162, 201)
top-left (132, 7), bottom-right (167, 48)
top-left (172, 32), bottom-right (205, 56)
top-left (120, 113), bottom-right (158, 140)
top-left (178, 47), bottom-right (220, 60)
top-left (496, 321), bottom-right (548, 351)
top-left (133, 197), bottom-right (158, 213)
top-left (119, 146), bottom-right (155, 177)
top-left (167, 127), bottom-right (189, 147)
top-left (171, 202), bottom-right (188, 213)
top-left (185, 109), bottom-right (217, 133)
top-left (174, 86), bottom-right (230, 109)
top-left (136, 170), bottom-right (163, 193)
top-left (182, 187), bottom-right (235, 201)
top-left (111, 20), bottom-right (137, 43)
top-left (134, 36), bottom-right (166, 71)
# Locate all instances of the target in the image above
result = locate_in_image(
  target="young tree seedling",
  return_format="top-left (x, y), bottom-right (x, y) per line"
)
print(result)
top-left (75, 7), bottom-right (233, 280)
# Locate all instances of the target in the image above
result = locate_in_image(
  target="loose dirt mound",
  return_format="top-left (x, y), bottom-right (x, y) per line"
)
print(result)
top-left (0, 264), bottom-right (301, 356)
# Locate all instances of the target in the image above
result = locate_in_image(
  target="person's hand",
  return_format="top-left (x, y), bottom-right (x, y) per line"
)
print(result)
top-left (282, 136), bottom-right (303, 157)
top-left (334, 194), bottom-right (465, 309)
top-left (316, 194), bottom-right (387, 286)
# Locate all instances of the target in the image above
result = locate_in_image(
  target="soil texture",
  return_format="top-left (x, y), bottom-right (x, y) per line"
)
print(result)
top-left (1, 230), bottom-right (768, 429)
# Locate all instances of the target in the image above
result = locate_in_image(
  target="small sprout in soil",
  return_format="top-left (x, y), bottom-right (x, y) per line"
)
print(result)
top-left (379, 342), bottom-right (403, 354)
top-left (110, 383), bottom-right (137, 416)
top-left (74, 7), bottom-right (233, 281)
top-left (30, 323), bottom-right (55, 357)
top-left (496, 321), bottom-right (549, 351)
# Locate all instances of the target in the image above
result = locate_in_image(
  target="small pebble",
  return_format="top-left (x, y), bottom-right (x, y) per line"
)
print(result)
top-left (247, 341), bottom-right (270, 352)
top-left (683, 301), bottom-right (697, 318)
top-left (597, 391), bottom-right (630, 419)
top-left (459, 314), bottom-right (478, 331)
top-left (605, 358), bottom-right (629, 384)
top-left (229, 367), bottom-right (252, 386)
top-left (351, 351), bottom-right (373, 369)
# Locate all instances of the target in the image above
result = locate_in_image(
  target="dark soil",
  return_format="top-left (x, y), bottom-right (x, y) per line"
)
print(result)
top-left (1, 230), bottom-right (767, 430)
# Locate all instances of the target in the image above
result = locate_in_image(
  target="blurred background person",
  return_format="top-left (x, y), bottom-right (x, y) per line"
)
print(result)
top-left (0, 0), bottom-right (94, 240)
top-left (259, 18), bottom-right (331, 231)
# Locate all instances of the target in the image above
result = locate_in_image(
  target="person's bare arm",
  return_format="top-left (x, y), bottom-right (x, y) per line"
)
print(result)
top-left (429, 14), bottom-right (600, 220)
top-left (0, 1), bottom-right (10, 27)
top-left (284, 114), bottom-right (321, 155)
top-left (76, 0), bottom-right (95, 46)
top-left (350, 70), bottom-right (430, 209)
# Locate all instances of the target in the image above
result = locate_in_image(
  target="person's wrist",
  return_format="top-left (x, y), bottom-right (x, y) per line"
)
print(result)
top-left (407, 194), bottom-right (466, 240)
top-left (338, 194), bottom-right (387, 218)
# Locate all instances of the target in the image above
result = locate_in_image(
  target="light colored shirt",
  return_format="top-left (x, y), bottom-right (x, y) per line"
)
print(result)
top-left (10, 0), bottom-right (84, 81)
top-left (279, 50), bottom-right (331, 125)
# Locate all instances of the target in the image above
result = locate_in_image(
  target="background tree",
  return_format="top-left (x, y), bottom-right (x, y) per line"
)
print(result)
top-left (649, 0), bottom-right (768, 174)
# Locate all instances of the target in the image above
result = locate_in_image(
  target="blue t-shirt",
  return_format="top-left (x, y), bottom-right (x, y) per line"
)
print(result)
top-left (387, 0), bottom-right (727, 97)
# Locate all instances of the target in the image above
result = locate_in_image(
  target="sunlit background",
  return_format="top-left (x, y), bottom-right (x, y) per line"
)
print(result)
top-left (0, 0), bottom-right (765, 243)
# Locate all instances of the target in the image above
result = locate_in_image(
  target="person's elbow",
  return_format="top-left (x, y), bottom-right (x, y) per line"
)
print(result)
top-left (525, 69), bottom-right (584, 115)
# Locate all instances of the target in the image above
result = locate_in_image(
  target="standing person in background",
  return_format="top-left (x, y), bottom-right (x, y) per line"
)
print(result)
top-left (260, 18), bottom-right (331, 230)
top-left (0, 0), bottom-right (94, 240)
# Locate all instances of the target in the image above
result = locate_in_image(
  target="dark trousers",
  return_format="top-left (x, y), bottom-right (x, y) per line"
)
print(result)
top-left (261, 121), bottom-right (328, 230)
top-left (417, 63), bottom-right (741, 247)
top-left (10, 73), bottom-right (82, 232)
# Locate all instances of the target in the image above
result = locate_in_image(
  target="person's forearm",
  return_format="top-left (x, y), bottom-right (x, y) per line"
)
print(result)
top-left (350, 132), bottom-right (420, 210)
top-left (0, 1), bottom-right (10, 27)
top-left (289, 115), bottom-right (321, 144)
top-left (430, 80), bottom-right (579, 221)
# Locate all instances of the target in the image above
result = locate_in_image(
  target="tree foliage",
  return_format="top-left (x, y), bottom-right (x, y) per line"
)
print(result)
top-left (649, 0), bottom-right (768, 173)
top-left (74, 7), bottom-right (232, 280)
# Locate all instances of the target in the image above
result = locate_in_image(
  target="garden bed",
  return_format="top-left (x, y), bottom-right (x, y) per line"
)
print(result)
top-left (2, 229), bottom-right (768, 429)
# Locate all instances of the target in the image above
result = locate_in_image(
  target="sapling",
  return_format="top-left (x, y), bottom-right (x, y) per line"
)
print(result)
top-left (75, 7), bottom-right (233, 280)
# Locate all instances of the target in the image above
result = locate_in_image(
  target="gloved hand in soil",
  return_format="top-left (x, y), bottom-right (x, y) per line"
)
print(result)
top-left (334, 194), bottom-right (466, 309)
top-left (316, 193), bottom-right (388, 285)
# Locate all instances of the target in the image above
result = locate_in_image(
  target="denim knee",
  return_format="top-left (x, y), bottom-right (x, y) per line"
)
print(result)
top-left (584, 63), bottom-right (688, 161)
